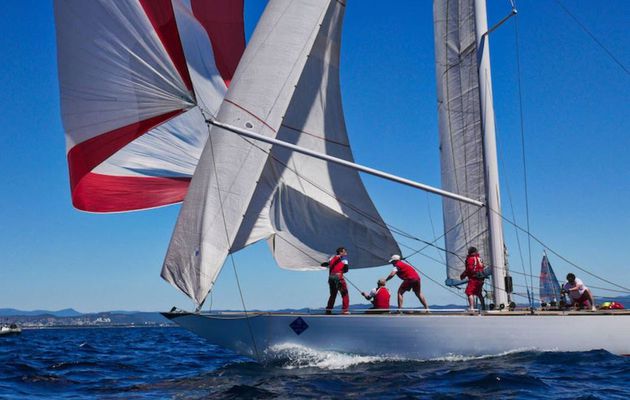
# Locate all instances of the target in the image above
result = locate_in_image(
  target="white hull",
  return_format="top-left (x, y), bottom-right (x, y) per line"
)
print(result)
top-left (163, 310), bottom-right (630, 360)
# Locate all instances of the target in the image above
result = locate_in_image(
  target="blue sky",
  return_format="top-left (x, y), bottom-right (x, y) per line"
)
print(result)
top-left (0, 1), bottom-right (628, 313)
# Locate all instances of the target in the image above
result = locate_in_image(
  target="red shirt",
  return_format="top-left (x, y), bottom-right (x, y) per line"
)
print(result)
top-left (328, 255), bottom-right (348, 275)
top-left (373, 287), bottom-right (390, 309)
top-left (462, 254), bottom-right (484, 280)
top-left (393, 260), bottom-right (420, 281)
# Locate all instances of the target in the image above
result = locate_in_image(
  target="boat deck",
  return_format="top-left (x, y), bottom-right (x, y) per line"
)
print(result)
top-left (167, 308), bottom-right (630, 318)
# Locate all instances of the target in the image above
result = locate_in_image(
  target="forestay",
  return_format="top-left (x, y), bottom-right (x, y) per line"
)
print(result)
top-left (162, 0), bottom-right (400, 307)
top-left (433, 0), bottom-right (490, 284)
top-left (54, 0), bottom-right (245, 212)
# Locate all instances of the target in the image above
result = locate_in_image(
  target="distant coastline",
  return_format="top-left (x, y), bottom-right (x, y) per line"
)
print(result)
top-left (0, 309), bottom-right (173, 328)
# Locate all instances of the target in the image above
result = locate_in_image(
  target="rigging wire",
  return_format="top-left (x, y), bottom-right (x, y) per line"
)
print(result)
top-left (425, 192), bottom-right (446, 264)
top-left (554, 0), bottom-right (629, 75)
top-left (496, 139), bottom-right (531, 304)
top-left (488, 207), bottom-right (630, 293)
top-left (512, 10), bottom-right (535, 308)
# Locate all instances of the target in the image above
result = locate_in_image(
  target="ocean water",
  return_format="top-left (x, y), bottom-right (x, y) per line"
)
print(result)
top-left (1, 327), bottom-right (629, 399)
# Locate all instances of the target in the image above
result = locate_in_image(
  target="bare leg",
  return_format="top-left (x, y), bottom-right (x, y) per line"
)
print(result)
top-left (413, 287), bottom-right (428, 309)
top-left (467, 295), bottom-right (475, 310)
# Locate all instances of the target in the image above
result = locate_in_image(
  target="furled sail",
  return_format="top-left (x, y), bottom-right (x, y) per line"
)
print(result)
top-left (433, 0), bottom-right (490, 284)
top-left (162, 0), bottom-right (400, 306)
top-left (54, 0), bottom-right (245, 212)
top-left (539, 254), bottom-right (563, 305)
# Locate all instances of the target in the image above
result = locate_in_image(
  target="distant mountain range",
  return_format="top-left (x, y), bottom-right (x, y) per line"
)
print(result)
top-left (0, 308), bottom-right (83, 317)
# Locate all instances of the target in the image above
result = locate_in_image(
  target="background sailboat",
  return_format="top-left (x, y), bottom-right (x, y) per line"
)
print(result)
top-left (539, 252), bottom-right (565, 307)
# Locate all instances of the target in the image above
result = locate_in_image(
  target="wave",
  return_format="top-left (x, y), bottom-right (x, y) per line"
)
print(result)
top-left (264, 343), bottom-right (401, 370)
top-left (261, 344), bottom-right (558, 370)
top-left (426, 347), bottom-right (540, 363)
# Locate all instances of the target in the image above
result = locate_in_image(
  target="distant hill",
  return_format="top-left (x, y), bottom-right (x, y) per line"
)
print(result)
top-left (0, 309), bottom-right (172, 328)
top-left (0, 308), bottom-right (82, 317)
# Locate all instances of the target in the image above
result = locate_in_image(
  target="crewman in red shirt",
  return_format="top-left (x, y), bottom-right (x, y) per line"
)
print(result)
top-left (362, 278), bottom-right (390, 311)
top-left (460, 247), bottom-right (486, 312)
top-left (324, 247), bottom-right (350, 314)
top-left (386, 255), bottom-right (429, 310)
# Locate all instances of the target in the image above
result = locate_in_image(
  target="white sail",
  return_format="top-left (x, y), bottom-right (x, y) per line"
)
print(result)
top-left (54, 0), bottom-right (245, 212)
top-left (433, 0), bottom-right (490, 284)
top-left (162, 0), bottom-right (399, 306)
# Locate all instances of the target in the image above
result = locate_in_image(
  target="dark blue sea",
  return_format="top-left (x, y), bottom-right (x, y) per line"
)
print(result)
top-left (1, 327), bottom-right (629, 399)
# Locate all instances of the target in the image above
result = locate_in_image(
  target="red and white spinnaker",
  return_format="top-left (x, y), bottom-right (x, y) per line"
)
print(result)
top-left (55, 0), bottom-right (245, 212)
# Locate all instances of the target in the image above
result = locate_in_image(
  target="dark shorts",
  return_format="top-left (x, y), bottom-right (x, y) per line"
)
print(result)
top-left (399, 279), bottom-right (420, 293)
top-left (465, 279), bottom-right (484, 296)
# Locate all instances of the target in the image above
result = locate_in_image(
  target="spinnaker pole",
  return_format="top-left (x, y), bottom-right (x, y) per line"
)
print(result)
top-left (208, 118), bottom-right (485, 208)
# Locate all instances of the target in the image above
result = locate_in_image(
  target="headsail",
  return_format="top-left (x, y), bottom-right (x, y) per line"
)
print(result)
top-left (162, 0), bottom-right (400, 306)
top-left (433, 0), bottom-right (492, 285)
top-left (54, 0), bottom-right (245, 212)
top-left (539, 253), bottom-right (562, 305)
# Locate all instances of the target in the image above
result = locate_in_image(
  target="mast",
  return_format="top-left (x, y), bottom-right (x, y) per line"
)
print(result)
top-left (474, 0), bottom-right (508, 307)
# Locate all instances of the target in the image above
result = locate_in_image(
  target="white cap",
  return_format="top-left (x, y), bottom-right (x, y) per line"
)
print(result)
top-left (388, 254), bottom-right (401, 263)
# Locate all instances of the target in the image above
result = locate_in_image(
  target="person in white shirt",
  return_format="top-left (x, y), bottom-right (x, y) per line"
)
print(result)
top-left (562, 273), bottom-right (596, 311)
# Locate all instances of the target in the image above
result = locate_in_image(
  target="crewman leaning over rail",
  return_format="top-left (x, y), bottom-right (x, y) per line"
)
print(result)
top-left (386, 255), bottom-right (429, 311)
top-left (562, 273), bottom-right (596, 311)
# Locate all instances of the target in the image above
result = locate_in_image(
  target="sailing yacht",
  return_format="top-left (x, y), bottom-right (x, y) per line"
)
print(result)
top-left (55, 0), bottom-right (630, 360)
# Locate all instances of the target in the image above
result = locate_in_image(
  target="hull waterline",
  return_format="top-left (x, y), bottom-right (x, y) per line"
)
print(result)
top-left (162, 310), bottom-right (630, 360)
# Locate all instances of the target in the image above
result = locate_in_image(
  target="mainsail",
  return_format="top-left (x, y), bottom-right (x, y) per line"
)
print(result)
top-left (433, 0), bottom-right (506, 288)
top-left (162, 0), bottom-right (400, 306)
top-left (55, 0), bottom-right (245, 212)
top-left (539, 254), bottom-right (562, 305)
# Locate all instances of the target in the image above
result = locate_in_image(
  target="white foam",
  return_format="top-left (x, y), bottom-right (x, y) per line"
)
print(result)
top-left (264, 343), bottom-right (539, 368)
top-left (427, 347), bottom-right (538, 362)
top-left (265, 343), bottom-right (400, 370)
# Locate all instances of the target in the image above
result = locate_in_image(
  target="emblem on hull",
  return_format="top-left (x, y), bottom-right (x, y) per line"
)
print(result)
top-left (289, 317), bottom-right (309, 335)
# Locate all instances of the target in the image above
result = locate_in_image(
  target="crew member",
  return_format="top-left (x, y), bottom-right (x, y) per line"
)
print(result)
top-left (562, 273), bottom-right (596, 311)
top-left (386, 255), bottom-right (429, 310)
top-left (324, 247), bottom-right (350, 314)
top-left (460, 247), bottom-right (486, 312)
top-left (362, 278), bottom-right (391, 311)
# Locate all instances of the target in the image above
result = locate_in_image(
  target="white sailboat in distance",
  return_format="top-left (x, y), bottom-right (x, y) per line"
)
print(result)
top-left (55, 0), bottom-right (630, 360)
